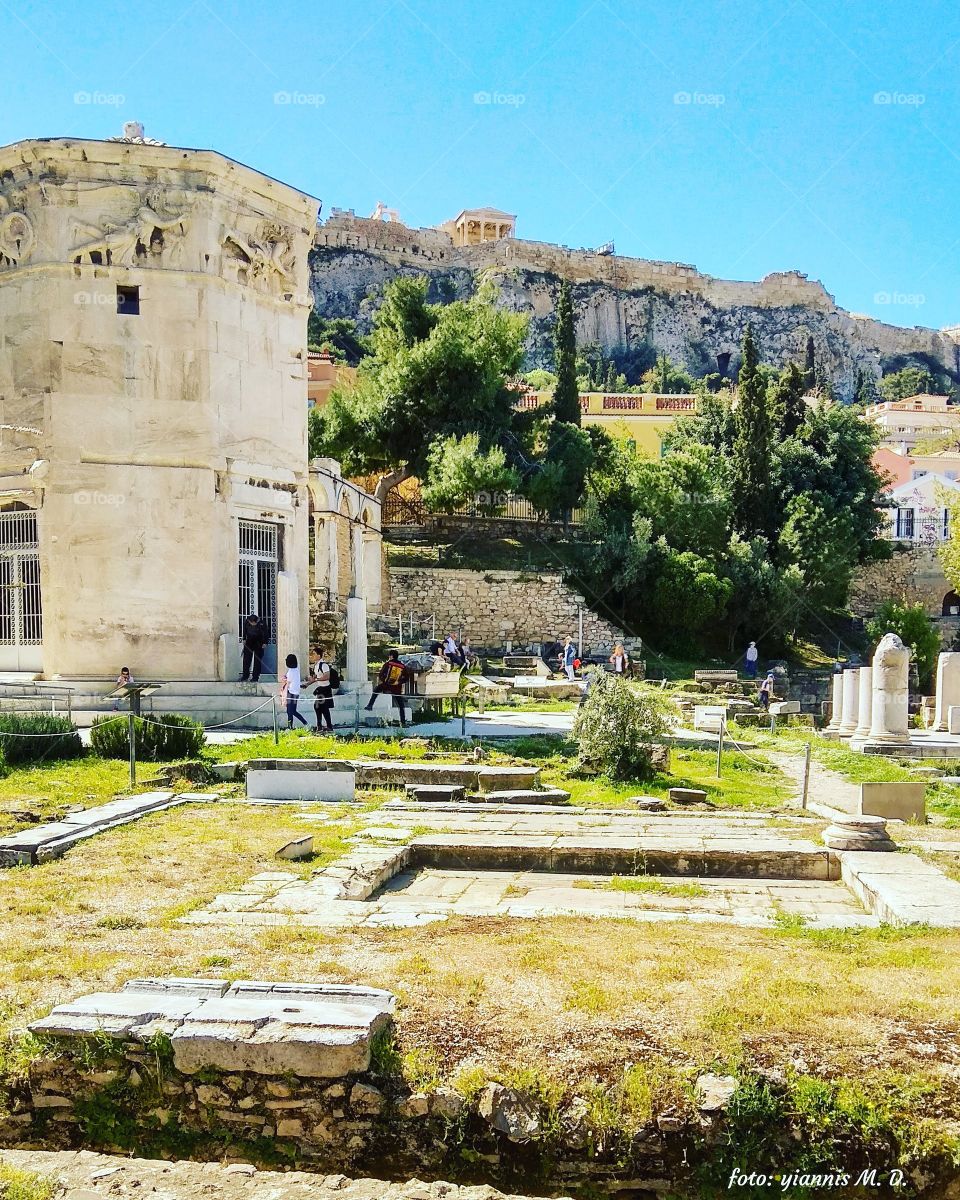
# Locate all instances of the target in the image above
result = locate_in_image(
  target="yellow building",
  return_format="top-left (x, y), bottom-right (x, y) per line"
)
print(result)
top-left (519, 390), bottom-right (698, 457)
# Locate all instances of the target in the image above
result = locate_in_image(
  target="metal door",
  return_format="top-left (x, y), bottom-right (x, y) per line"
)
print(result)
top-left (0, 511), bottom-right (42, 672)
top-left (238, 520), bottom-right (278, 675)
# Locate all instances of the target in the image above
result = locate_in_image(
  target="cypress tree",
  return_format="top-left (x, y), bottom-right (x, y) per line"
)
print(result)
top-left (771, 361), bottom-right (807, 438)
top-left (604, 360), bottom-right (617, 392)
top-left (552, 280), bottom-right (581, 425)
top-left (732, 325), bottom-right (774, 540)
top-left (803, 335), bottom-right (816, 391)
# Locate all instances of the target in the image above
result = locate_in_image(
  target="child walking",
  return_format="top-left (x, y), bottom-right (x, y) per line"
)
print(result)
top-left (280, 653), bottom-right (308, 729)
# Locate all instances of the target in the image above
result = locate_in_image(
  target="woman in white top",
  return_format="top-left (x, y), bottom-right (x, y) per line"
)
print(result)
top-left (609, 643), bottom-right (629, 674)
top-left (280, 653), bottom-right (308, 729)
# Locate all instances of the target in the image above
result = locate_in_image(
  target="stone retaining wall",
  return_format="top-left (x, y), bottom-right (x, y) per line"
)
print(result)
top-left (384, 567), bottom-right (625, 652)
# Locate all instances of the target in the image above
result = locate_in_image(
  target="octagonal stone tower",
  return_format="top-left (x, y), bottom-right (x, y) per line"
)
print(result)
top-left (0, 134), bottom-right (319, 678)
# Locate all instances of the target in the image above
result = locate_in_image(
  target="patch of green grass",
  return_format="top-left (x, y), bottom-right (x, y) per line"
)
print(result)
top-left (0, 1162), bottom-right (56, 1200)
top-left (573, 876), bottom-right (709, 898)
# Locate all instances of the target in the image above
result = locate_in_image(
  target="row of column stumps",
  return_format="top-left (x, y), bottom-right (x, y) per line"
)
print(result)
top-left (825, 634), bottom-right (911, 747)
top-left (826, 639), bottom-right (960, 749)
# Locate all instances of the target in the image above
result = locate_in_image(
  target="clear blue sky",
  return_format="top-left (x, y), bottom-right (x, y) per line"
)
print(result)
top-left (3, 0), bottom-right (959, 329)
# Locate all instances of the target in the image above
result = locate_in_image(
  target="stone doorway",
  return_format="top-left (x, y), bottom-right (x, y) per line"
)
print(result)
top-left (238, 519), bottom-right (279, 676)
top-left (0, 510), bottom-right (42, 672)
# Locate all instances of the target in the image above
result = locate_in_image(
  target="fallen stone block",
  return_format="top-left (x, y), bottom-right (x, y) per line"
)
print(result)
top-left (669, 787), bottom-right (708, 805)
top-left (276, 836), bottom-right (314, 861)
top-left (859, 781), bottom-right (925, 823)
top-left (632, 796), bottom-right (666, 812)
top-left (245, 760), bottom-right (355, 804)
top-left (404, 784), bottom-right (467, 803)
top-left (475, 788), bottom-right (571, 805)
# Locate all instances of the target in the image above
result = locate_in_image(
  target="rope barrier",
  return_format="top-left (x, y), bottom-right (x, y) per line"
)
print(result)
top-left (133, 697), bottom-right (277, 732)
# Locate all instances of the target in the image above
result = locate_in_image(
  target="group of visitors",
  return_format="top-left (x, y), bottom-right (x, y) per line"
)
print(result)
top-left (430, 632), bottom-right (476, 668)
top-left (543, 636), bottom-right (631, 680)
top-left (279, 645), bottom-right (339, 731)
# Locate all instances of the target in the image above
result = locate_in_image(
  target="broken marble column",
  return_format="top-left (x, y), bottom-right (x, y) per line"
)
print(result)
top-left (933, 652), bottom-right (960, 732)
top-left (838, 666), bottom-right (861, 738)
top-left (825, 671), bottom-right (844, 734)
top-left (851, 665), bottom-right (873, 744)
top-left (345, 591), bottom-right (368, 687)
top-left (822, 814), bottom-right (896, 852)
top-left (867, 633), bottom-right (911, 746)
top-left (276, 571), bottom-right (302, 678)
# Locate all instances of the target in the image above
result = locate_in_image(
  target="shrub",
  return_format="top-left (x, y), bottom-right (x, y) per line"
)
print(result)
top-left (90, 713), bottom-right (205, 761)
top-left (866, 600), bottom-right (940, 690)
top-left (572, 673), bottom-right (677, 780)
top-left (0, 714), bottom-right (82, 766)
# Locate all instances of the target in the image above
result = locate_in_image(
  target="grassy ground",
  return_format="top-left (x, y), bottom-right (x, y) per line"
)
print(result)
top-left (0, 730), bottom-right (958, 1175)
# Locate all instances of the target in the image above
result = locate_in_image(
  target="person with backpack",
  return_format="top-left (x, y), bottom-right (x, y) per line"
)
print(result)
top-left (308, 644), bottom-right (339, 732)
top-left (239, 613), bottom-right (267, 682)
top-left (364, 649), bottom-right (410, 727)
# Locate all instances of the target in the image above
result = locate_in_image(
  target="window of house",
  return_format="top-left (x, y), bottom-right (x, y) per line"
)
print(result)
top-left (895, 508), bottom-right (915, 539)
top-left (117, 285), bottom-right (140, 315)
top-left (912, 470), bottom-right (927, 480)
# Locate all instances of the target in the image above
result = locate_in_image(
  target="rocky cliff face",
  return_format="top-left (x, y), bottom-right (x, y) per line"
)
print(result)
top-left (309, 238), bottom-right (960, 401)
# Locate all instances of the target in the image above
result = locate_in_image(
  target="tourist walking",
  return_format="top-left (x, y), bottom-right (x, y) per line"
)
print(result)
top-left (239, 613), bottom-right (268, 683)
top-left (758, 671), bottom-right (775, 712)
top-left (364, 650), bottom-right (410, 727)
top-left (280, 653), bottom-right (307, 729)
top-left (309, 644), bottom-right (335, 732)
top-left (562, 636), bottom-right (577, 681)
top-left (609, 643), bottom-right (629, 674)
top-left (744, 641), bottom-right (759, 680)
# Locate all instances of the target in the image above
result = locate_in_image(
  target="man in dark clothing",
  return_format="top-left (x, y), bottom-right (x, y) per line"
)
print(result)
top-left (364, 649), bottom-right (410, 727)
top-left (239, 614), bottom-right (267, 682)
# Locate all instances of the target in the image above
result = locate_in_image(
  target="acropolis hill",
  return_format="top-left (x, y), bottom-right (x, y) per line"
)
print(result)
top-left (311, 208), bottom-right (960, 400)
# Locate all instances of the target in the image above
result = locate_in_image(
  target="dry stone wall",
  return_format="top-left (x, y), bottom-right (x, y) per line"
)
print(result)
top-left (384, 567), bottom-right (624, 651)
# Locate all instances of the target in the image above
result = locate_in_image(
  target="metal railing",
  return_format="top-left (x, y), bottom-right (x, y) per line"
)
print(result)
top-left (383, 490), bottom-right (585, 527)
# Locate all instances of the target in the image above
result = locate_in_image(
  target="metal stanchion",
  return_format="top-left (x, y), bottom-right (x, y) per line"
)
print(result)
top-left (128, 712), bottom-right (137, 789)
top-left (716, 717), bottom-right (724, 779)
top-left (272, 696), bottom-right (279, 745)
top-left (801, 742), bottom-right (812, 810)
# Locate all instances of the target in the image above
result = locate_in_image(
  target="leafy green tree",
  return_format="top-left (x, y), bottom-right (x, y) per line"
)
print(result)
top-left (420, 434), bottom-right (520, 513)
top-left (865, 600), bottom-right (940, 690)
top-left (641, 353), bottom-right (695, 394)
top-left (723, 534), bottom-right (804, 649)
top-left (879, 365), bottom-right (940, 402)
top-left (780, 494), bottom-right (857, 610)
top-left (522, 368), bottom-right (558, 391)
top-left (525, 421), bottom-right (594, 520)
top-left (649, 545), bottom-right (733, 641)
top-left (731, 325), bottom-right (774, 541)
top-left (306, 314), bottom-right (368, 364)
top-left (552, 280), bottom-right (581, 425)
top-left (311, 276), bottom-right (527, 501)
